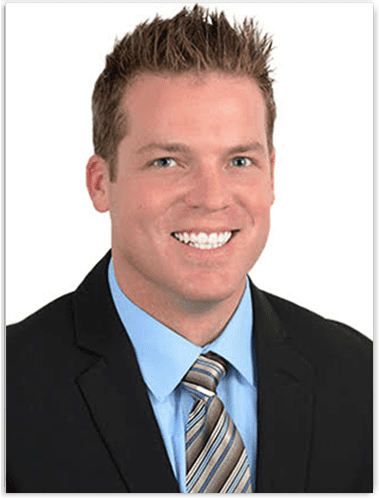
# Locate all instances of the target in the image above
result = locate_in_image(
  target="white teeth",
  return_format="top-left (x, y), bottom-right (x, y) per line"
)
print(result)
top-left (198, 232), bottom-right (208, 244)
top-left (209, 233), bottom-right (218, 244)
top-left (173, 231), bottom-right (234, 249)
top-left (190, 233), bottom-right (197, 244)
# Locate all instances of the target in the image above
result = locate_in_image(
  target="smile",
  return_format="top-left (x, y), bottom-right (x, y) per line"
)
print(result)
top-left (172, 231), bottom-right (237, 250)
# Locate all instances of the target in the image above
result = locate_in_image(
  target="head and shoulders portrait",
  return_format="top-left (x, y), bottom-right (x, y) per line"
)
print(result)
top-left (6, 3), bottom-right (373, 493)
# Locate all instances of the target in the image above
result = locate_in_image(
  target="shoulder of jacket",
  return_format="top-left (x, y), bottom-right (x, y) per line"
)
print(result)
top-left (7, 292), bottom-right (75, 348)
top-left (259, 289), bottom-right (372, 359)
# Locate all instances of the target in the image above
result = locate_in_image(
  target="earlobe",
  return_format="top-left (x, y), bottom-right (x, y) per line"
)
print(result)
top-left (86, 155), bottom-right (110, 213)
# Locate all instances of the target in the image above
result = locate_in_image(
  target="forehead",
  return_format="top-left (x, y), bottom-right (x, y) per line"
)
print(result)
top-left (120, 72), bottom-right (268, 148)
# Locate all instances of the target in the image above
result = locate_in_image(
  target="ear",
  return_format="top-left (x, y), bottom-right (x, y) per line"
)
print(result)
top-left (269, 148), bottom-right (275, 205)
top-left (86, 155), bottom-right (110, 213)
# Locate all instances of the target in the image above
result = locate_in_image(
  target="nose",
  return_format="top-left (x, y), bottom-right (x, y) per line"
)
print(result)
top-left (184, 165), bottom-right (231, 212)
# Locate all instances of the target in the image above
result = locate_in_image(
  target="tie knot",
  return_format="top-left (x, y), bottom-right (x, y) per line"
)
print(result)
top-left (183, 352), bottom-right (227, 399)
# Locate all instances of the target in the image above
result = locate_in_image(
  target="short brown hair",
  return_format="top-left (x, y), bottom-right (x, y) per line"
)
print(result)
top-left (92, 4), bottom-right (276, 181)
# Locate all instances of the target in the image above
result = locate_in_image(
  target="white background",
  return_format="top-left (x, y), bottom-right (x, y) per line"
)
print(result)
top-left (6, 2), bottom-right (373, 339)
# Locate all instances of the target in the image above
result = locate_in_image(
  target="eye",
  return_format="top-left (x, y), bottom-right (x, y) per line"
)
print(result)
top-left (230, 157), bottom-right (253, 168)
top-left (153, 157), bottom-right (178, 168)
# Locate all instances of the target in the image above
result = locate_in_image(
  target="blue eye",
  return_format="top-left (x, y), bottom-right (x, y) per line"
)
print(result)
top-left (153, 157), bottom-right (177, 168)
top-left (231, 157), bottom-right (253, 167)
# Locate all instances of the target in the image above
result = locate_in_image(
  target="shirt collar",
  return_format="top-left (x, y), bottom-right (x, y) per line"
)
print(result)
top-left (108, 259), bottom-right (254, 401)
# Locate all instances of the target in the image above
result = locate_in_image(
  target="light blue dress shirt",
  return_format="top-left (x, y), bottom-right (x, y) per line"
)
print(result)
top-left (108, 259), bottom-right (258, 492)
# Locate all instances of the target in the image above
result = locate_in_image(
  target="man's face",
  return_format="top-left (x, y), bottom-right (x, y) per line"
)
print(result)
top-left (98, 72), bottom-right (275, 307)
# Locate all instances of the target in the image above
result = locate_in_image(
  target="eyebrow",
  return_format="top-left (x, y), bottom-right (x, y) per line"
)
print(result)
top-left (136, 141), bottom-right (265, 156)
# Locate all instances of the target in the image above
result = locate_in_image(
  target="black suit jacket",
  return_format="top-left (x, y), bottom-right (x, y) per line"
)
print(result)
top-left (7, 251), bottom-right (372, 492)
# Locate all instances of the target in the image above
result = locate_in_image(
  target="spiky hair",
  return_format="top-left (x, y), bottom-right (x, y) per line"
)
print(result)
top-left (92, 4), bottom-right (276, 180)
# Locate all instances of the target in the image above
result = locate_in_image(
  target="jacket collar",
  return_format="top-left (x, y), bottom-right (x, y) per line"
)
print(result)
top-left (250, 280), bottom-right (314, 492)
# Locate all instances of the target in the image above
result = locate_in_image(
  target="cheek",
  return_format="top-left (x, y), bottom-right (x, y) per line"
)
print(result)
top-left (134, 191), bottom-right (169, 216)
top-left (264, 186), bottom-right (275, 206)
top-left (112, 181), bottom-right (154, 215)
top-left (241, 179), bottom-right (274, 211)
top-left (258, 175), bottom-right (274, 201)
top-left (116, 183), bottom-right (175, 235)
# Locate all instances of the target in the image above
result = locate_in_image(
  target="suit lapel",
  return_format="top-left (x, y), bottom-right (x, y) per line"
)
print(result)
top-left (250, 282), bottom-right (314, 492)
top-left (73, 252), bottom-right (179, 493)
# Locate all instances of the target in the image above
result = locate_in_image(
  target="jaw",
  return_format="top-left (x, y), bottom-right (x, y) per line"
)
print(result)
top-left (161, 269), bottom-right (246, 316)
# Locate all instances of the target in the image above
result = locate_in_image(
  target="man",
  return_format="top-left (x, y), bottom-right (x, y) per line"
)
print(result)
top-left (7, 5), bottom-right (372, 493)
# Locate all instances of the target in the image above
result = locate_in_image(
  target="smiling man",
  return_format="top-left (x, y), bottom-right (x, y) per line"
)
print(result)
top-left (7, 5), bottom-right (372, 493)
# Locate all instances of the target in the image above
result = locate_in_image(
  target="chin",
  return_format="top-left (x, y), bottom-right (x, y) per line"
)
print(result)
top-left (175, 273), bottom-right (246, 304)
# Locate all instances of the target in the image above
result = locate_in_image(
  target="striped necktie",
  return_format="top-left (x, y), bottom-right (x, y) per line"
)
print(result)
top-left (183, 352), bottom-right (252, 493)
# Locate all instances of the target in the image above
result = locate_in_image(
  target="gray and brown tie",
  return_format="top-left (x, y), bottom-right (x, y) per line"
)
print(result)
top-left (183, 352), bottom-right (252, 493)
